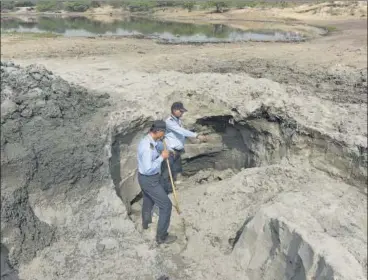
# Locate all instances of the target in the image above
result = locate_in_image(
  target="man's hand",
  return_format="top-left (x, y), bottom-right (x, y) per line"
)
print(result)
top-left (161, 150), bottom-right (170, 160)
top-left (197, 135), bottom-right (208, 142)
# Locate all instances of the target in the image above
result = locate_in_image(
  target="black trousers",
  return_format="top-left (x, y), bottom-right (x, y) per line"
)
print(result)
top-left (160, 150), bottom-right (183, 193)
top-left (138, 173), bottom-right (172, 240)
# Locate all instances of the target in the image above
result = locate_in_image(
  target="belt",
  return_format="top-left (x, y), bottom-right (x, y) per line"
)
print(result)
top-left (138, 172), bottom-right (159, 177)
top-left (172, 148), bottom-right (184, 154)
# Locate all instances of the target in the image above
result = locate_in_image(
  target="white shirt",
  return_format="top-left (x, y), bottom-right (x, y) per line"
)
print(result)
top-left (137, 134), bottom-right (163, 175)
top-left (164, 115), bottom-right (197, 151)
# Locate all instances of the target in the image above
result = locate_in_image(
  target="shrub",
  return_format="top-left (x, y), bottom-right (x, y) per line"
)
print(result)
top-left (182, 0), bottom-right (196, 12)
top-left (90, 0), bottom-right (101, 8)
top-left (156, 1), bottom-right (176, 7)
top-left (232, 0), bottom-right (245, 9)
top-left (36, 0), bottom-right (61, 12)
top-left (14, 1), bottom-right (35, 7)
top-left (244, 1), bottom-right (258, 8)
top-left (109, 0), bottom-right (127, 8)
top-left (127, 0), bottom-right (155, 12)
top-left (1, 1), bottom-right (15, 11)
top-left (207, 1), bottom-right (228, 13)
top-left (64, 1), bottom-right (90, 12)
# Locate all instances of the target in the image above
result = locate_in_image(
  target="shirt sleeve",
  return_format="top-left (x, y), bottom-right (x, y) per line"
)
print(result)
top-left (157, 139), bottom-right (174, 152)
top-left (139, 146), bottom-right (163, 175)
top-left (166, 119), bottom-right (198, 138)
top-left (156, 141), bottom-right (164, 153)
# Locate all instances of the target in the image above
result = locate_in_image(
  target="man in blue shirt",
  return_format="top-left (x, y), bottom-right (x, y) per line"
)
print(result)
top-left (161, 102), bottom-right (207, 191)
top-left (137, 120), bottom-right (177, 244)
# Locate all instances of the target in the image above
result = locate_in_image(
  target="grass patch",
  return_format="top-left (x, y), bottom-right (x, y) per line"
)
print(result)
top-left (312, 24), bottom-right (338, 34)
top-left (1, 30), bottom-right (60, 38)
top-left (324, 25), bottom-right (337, 32)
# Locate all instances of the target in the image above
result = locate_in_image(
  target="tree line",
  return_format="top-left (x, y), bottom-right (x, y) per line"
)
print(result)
top-left (1, 0), bottom-right (303, 13)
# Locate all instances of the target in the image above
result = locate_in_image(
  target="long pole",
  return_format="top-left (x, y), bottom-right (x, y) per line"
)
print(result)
top-left (163, 141), bottom-right (181, 214)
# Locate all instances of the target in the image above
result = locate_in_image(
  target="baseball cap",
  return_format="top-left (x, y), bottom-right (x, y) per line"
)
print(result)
top-left (151, 120), bottom-right (166, 131)
top-left (171, 102), bottom-right (188, 112)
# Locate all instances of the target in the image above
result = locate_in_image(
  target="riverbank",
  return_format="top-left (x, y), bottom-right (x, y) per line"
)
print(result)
top-left (2, 1), bottom-right (366, 22)
top-left (1, 16), bottom-right (366, 86)
top-left (1, 1), bottom-right (366, 39)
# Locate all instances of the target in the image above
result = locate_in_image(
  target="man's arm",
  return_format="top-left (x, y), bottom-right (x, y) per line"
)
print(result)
top-left (156, 139), bottom-right (174, 152)
top-left (166, 119), bottom-right (198, 138)
top-left (139, 147), bottom-right (163, 175)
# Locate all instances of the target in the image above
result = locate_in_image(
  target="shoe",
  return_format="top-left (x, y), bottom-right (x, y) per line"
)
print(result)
top-left (174, 173), bottom-right (183, 185)
top-left (156, 234), bottom-right (177, 244)
top-left (142, 221), bottom-right (151, 230)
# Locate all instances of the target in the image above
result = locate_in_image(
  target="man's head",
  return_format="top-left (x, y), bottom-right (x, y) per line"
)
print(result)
top-left (171, 102), bottom-right (187, 118)
top-left (149, 120), bottom-right (166, 140)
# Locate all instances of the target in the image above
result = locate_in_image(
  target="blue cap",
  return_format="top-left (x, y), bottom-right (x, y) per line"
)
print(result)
top-left (171, 102), bottom-right (187, 112)
top-left (151, 120), bottom-right (166, 131)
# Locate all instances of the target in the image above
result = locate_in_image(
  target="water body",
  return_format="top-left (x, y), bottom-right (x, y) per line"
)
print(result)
top-left (1, 16), bottom-right (308, 43)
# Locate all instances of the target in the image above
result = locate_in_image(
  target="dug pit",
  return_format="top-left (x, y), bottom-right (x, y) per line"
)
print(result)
top-left (106, 103), bottom-right (367, 279)
top-left (111, 111), bottom-right (367, 211)
top-left (2, 62), bottom-right (366, 280)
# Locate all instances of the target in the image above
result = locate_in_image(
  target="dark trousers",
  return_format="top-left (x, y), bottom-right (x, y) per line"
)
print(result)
top-left (160, 150), bottom-right (183, 194)
top-left (138, 173), bottom-right (172, 240)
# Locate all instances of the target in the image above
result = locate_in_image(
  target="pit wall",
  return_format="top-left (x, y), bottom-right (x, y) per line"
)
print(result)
top-left (195, 115), bottom-right (367, 192)
top-left (110, 113), bottom-right (367, 213)
top-left (233, 208), bottom-right (366, 280)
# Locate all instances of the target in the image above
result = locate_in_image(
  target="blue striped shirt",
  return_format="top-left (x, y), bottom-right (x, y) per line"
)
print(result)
top-left (137, 134), bottom-right (163, 175)
top-left (165, 115), bottom-right (197, 151)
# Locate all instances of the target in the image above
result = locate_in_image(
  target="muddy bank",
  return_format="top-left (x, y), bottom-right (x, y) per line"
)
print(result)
top-left (0, 62), bottom-right (175, 280)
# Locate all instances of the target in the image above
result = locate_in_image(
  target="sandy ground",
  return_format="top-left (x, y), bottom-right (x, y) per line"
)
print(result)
top-left (1, 18), bottom-right (366, 71)
top-left (1, 16), bottom-right (366, 109)
top-left (1, 1), bottom-right (367, 72)
top-left (153, 1), bottom-right (367, 21)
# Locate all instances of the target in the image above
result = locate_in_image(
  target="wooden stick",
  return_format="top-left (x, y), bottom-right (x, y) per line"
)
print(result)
top-left (163, 141), bottom-right (181, 214)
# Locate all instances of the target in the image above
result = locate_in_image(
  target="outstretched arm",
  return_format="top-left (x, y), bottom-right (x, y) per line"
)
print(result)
top-left (166, 119), bottom-right (198, 138)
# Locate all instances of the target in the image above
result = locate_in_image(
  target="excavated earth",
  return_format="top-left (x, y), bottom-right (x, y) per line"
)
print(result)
top-left (2, 5), bottom-right (367, 279)
top-left (1, 43), bottom-right (367, 280)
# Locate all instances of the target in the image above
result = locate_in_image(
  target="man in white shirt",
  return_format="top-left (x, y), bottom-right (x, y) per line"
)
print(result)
top-left (137, 120), bottom-right (177, 244)
top-left (161, 102), bottom-right (207, 191)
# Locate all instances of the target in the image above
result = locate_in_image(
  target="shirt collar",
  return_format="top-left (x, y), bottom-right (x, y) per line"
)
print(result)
top-left (147, 134), bottom-right (157, 146)
top-left (171, 115), bottom-right (180, 122)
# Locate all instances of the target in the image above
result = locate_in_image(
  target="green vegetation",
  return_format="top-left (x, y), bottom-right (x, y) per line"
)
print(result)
top-left (227, 1), bottom-right (295, 9)
top-left (0, 1), bottom-right (320, 13)
top-left (325, 25), bottom-right (337, 32)
top-left (90, 0), bottom-right (101, 8)
top-left (315, 24), bottom-right (337, 32)
top-left (1, 1), bottom-right (15, 11)
top-left (36, 0), bottom-right (62, 12)
top-left (1, 30), bottom-right (60, 38)
top-left (1, 1), bottom-right (36, 11)
top-left (207, 1), bottom-right (229, 13)
top-left (64, 1), bottom-right (91, 12)
top-left (182, 0), bottom-right (196, 12)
